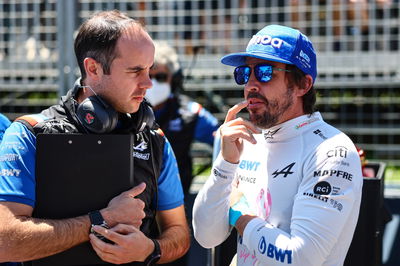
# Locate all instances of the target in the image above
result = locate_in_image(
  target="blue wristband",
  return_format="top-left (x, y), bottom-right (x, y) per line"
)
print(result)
top-left (229, 196), bottom-right (251, 226)
top-left (229, 207), bottom-right (243, 226)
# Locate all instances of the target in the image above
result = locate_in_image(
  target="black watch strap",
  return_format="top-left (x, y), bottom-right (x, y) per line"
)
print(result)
top-left (144, 239), bottom-right (161, 266)
top-left (88, 210), bottom-right (109, 227)
top-left (88, 210), bottom-right (112, 243)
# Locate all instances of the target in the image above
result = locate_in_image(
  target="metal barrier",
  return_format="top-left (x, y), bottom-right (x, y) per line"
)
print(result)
top-left (0, 0), bottom-right (399, 165)
top-left (345, 162), bottom-right (389, 266)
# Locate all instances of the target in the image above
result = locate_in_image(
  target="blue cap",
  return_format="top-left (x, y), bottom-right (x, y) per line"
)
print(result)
top-left (221, 25), bottom-right (317, 83)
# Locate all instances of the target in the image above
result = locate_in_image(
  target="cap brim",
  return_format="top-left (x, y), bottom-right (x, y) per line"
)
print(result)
top-left (221, 52), bottom-right (293, 67)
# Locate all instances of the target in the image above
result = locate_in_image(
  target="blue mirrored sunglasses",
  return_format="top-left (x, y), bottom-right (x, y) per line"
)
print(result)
top-left (233, 64), bottom-right (291, 85)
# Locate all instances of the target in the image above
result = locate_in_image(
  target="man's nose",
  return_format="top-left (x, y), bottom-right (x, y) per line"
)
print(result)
top-left (141, 74), bottom-right (153, 90)
top-left (245, 73), bottom-right (260, 93)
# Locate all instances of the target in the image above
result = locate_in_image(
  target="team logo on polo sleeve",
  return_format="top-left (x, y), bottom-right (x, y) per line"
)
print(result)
top-left (313, 181), bottom-right (332, 195)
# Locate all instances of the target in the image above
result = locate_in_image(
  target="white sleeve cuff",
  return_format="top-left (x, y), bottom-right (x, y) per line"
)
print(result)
top-left (243, 217), bottom-right (268, 248)
top-left (212, 153), bottom-right (239, 182)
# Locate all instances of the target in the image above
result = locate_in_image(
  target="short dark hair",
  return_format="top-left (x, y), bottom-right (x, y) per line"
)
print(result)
top-left (286, 64), bottom-right (316, 115)
top-left (74, 10), bottom-right (143, 80)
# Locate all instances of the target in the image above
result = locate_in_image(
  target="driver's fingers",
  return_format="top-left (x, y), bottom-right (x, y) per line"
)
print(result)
top-left (223, 117), bottom-right (261, 134)
top-left (224, 101), bottom-right (248, 123)
top-left (223, 125), bottom-right (258, 144)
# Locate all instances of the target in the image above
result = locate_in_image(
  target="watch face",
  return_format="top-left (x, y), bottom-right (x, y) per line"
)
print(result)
top-left (88, 211), bottom-right (112, 244)
top-left (90, 225), bottom-right (114, 244)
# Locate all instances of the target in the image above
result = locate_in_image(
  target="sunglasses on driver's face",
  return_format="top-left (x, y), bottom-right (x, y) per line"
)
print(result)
top-left (149, 72), bottom-right (169, 83)
top-left (233, 64), bottom-right (291, 85)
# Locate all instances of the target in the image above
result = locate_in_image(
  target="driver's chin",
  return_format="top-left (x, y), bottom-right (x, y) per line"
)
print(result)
top-left (250, 110), bottom-right (277, 129)
top-left (249, 112), bottom-right (263, 125)
top-left (249, 108), bottom-right (265, 118)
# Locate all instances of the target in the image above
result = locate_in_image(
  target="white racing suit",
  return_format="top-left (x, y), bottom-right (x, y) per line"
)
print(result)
top-left (193, 112), bottom-right (363, 266)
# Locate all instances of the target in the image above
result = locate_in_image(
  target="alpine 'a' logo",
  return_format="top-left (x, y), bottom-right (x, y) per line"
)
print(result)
top-left (272, 162), bottom-right (295, 178)
top-left (134, 141), bottom-right (148, 151)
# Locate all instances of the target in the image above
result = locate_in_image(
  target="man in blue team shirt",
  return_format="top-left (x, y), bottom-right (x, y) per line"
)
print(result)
top-left (0, 10), bottom-right (189, 265)
top-left (0, 111), bottom-right (13, 266)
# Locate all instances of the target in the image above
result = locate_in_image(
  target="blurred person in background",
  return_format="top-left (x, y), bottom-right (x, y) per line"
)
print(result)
top-left (193, 24), bottom-right (363, 265)
top-left (147, 41), bottom-right (220, 197)
top-left (147, 41), bottom-right (219, 266)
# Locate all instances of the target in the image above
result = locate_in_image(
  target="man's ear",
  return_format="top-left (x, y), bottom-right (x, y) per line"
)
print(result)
top-left (296, 74), bottom-right (313, 97)
top-left (83, 57), bottom-right (103, 80)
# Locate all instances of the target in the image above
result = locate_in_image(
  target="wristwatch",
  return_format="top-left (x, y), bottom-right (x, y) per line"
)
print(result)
top-left (88, 210), bottom-right (112, 243)
top-left (144, 238), bottom-right (161, 266)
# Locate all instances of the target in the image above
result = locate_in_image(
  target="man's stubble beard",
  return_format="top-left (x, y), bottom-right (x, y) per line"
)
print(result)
top-left (248, 87), bottom-right (294, 129)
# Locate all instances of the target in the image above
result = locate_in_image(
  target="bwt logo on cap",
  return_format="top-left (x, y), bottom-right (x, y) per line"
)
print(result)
top-left (248, 35), bottom-right (283, 49)
top-left (299, 50), bottom-right (310, 63)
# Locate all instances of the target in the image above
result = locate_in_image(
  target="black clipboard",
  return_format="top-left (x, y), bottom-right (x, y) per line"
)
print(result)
top-left (32, 133), bottom-right (134, 266)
